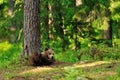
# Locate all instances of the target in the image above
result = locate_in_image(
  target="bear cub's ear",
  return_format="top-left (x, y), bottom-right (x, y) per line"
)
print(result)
top-left (45, 47), bottom-right (49, 51)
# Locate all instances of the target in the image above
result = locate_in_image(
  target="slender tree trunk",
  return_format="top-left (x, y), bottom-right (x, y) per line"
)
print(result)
top-left (108, 19), bottom-right (113, 47)
top-left (22, 0), bottom-right (41, 57)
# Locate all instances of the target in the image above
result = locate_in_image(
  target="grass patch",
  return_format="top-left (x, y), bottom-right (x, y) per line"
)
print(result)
top-left (5, 73), bottom-right (18, 79)
top-left (55, 50), bottom-right (78, 63)
top-left (117, 67), bottom-right (120, 77)
top-left (63, 67), bottom-right (82, 80)
top-left (0, 41), bottom-right (22, 69)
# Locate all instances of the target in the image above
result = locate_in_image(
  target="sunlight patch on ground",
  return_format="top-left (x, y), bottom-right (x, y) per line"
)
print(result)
top-left (90, 71), bottom-right (117, 79)
top-left (19, 61), bottom-right (112, 76)
top-left (19, 67), bottom-right (53, 75)
top-left (98, 71), bottom-right (116, 76)
top-left (73, 61), bottom-right (111, 68)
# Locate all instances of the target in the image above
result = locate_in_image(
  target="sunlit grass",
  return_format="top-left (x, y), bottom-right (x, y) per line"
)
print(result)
top-left (0, 41), bottom-right (22, 68)
top-left (0, 41), bottom-right (12, 51)
top-left (5, 73), bottom-right (18, 79)
top-left (55, 50), bottom-right (78, 63)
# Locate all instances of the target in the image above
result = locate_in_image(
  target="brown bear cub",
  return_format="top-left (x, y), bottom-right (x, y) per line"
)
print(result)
top-left (28, 47), bottom-right (55, 66)
top-left (41, 47), bottom-right (55, 65)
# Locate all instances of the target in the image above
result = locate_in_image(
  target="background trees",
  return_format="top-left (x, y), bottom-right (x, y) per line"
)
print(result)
top-left (0, 0), bottom-right (120, 50)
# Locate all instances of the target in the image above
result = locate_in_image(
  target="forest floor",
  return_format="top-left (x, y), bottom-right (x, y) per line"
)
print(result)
top-left (0, 60), bottom-right (120, 80)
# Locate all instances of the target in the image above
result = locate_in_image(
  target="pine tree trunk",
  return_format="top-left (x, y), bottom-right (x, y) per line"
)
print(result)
top-left (22, 0), bottom-right (41, 57)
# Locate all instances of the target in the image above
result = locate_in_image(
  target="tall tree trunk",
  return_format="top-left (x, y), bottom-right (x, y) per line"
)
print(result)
top-left (22, 0), bottom-right (41, 57)
top-left (108, 19), bottom-right (112, 47)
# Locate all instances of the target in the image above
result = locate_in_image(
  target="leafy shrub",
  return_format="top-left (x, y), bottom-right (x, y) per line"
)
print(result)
top-left (55, 50), bottom-right (78, 63)
top-left (100, 46), bottom-right (120, 60)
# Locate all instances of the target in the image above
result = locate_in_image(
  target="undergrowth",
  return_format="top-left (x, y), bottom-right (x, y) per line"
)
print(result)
top-left (0, 41), bottom-right (120, 68)
top-left (0, 41), bottom-right (22, 68)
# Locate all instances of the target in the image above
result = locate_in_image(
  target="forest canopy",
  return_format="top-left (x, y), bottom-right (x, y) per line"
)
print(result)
top-left (0, 0), bottom-right (120, 50)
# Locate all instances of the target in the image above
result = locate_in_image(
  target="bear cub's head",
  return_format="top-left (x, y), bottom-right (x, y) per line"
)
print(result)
top-left (44, 47), bottom-right (54, 59)
top-left (41, 47), bottom-right (55, 65)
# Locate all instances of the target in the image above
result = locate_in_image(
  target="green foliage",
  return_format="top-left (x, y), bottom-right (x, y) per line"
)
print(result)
top-left (1, 0), bottom-right (120, 79)
top-left (0, 41), bottom-right (21, 68)
top-left (55, 50), bottom-right (78, 63)
top-left (117, 66), bottom-right (120, 77)
top-left (0, 0), bottom-right (120, 68)
top-left (0, 0), bottom-right (120, 49)
top-left (0, 0), bottom-right (23, 41)
top-left (0, 41), bottom-right (120, 70)
top-left (63, 67), bottom-right (80, 80)
top-left (0, 42), bottom-right (120, 80)
top-left (5, 73), bottom-right (17, 79)
top-left (110, 1), bottom-right (120, 22)
top-left (100, 46), bottom-right (120, 60)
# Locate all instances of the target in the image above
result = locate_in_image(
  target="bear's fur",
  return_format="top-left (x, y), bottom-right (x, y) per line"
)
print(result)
top-left (28, 47), bottom-right (55, 66)
top-left (28, 51), bottom-right (41, 66)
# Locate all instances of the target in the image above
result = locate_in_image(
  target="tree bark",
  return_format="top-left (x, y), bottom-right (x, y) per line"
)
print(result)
top-left (22, 0), bottom-right (41, 57)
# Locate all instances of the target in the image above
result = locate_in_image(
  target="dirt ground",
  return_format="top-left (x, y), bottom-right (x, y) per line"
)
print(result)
top-left (0, 60), bottom-right (119, 80)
